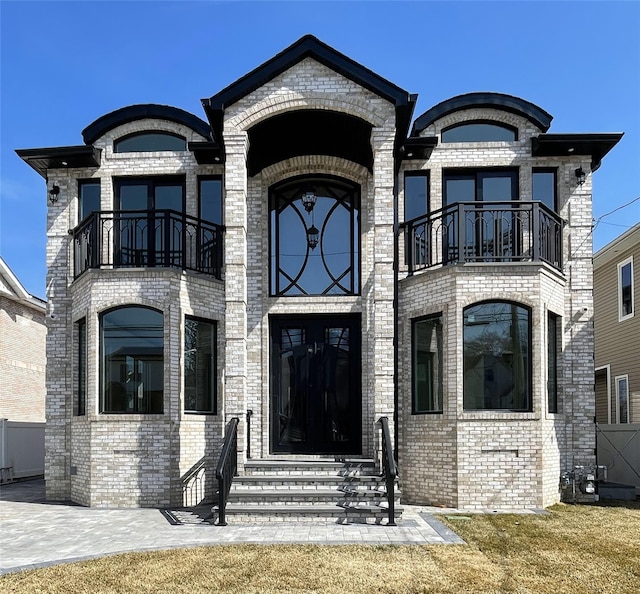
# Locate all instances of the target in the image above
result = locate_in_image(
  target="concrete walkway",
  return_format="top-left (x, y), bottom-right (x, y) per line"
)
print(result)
top-left (0, 479), bottom-right (464, 575)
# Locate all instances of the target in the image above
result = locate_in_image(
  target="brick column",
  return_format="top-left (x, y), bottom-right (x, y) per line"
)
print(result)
top-left (223, 133), bottom-right (249, 465)
top-left (44, 176), bottom-right (72, 500)
top-left (370, 124), bottom-right (397, 442)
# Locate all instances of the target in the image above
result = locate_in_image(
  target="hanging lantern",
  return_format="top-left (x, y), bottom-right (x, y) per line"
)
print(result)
top-left (301, 189), bottom-right (317, 213)
top-left (306, 225), bottom-right (319, 250)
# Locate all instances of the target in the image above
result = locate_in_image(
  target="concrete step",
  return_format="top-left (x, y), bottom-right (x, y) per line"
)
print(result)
top-left (227, 488), bottom-right (395, 505)
top-left (215, 503), bottom-right (403, 524)
top-left (243, 459), bottom-right (376, 476)
top-left (232, 474), bottom-right (393, 490)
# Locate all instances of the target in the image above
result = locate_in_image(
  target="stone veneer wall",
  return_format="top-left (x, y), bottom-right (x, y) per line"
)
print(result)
top-left (397, 107), bottom-right (596, 509)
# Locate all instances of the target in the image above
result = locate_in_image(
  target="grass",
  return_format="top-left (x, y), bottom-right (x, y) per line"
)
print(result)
top-left (2, 501), bottom-right (639, 593)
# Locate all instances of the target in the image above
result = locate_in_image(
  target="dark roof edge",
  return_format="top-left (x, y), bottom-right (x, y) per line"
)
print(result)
top-left (15, 145), bottom-right (101, 178)
top-left (204, 34), bottom-right (413, 112)
top-left (531, 133), bottom-right (624, 170)
top-left (82, 104), bottom-right (211, 144)
top-left (412, 92), bottom-right (553, 134)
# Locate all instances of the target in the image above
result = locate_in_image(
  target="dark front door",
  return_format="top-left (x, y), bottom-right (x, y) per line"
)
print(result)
top-left (270, 315), bottom-right (361, 454)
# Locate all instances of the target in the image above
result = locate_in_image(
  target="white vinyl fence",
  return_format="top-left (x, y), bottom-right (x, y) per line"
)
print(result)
top-left (0, 419), bottom-right (45, 482)
top-left (596, 423), bottom-right (640, 489)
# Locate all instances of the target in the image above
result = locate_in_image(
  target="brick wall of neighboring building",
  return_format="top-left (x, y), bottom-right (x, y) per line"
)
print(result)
top-left (0, 292), bottom-right (46, 423)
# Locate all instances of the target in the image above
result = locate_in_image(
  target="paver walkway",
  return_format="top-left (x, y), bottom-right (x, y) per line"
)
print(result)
top-left (0, 479), bottom-right (463, 574)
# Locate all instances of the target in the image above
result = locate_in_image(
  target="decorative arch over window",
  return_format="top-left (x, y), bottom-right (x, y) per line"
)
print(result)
top-left (463, 301), bottom-right (531, 411)
top-left (100, 306), bottom-right (164, 413)
top-left (270, 175), bottom-right (360, 296)
top-left (114, 131), bottom-right (186, 153)
top-left (442, 121), bottom-right (517, 143)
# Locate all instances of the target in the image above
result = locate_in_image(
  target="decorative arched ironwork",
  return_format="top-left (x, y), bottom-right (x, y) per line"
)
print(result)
top-left (269, 176), bottom-right (360, 296)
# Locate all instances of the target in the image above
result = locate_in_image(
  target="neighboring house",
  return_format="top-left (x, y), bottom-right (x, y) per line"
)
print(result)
top-left (16, 36), bottom-right (622, 511)
top-left (0, 257), bottom-right (46, 481)
top-left (0, 257), bottom-right (47, 422)
top-left (594, 223), bottom-right (640, 424)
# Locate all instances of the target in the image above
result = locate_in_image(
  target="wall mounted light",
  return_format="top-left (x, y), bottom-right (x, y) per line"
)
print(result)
top-left (49, 184), bottom-right (60, 204)
top-left (575, 167), bottom-right (586, 186)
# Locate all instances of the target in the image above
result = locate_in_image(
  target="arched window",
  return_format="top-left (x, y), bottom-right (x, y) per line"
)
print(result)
top-left (100, 306), bottom-right (164, 413)
top-left (442, 121), bottom-right (517, 143)
top-left (114, 132), bottom-right (186, 153)
top-left (269, 176), bottom-right (360, 296)
top-left (463, 301), bottom-right (531, 411)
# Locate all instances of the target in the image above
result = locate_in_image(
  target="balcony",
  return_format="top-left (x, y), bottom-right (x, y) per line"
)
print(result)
top-left (404, 201), bottom-right (563, 274)
top-left (72, 210), bottom-right (223, 279)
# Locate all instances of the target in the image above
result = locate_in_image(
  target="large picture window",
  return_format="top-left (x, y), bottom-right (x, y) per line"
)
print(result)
top-left (270, 176), bottom-right (360, 296)
top-left (412, 314), bottom-right (443, 413)
top-left (101, 306), bottom-right (164, 414)
top-left (184, 317), bottom-right (216, 414)
top-left (463, 301), bottom-right (531, 411)
top-left (618, 257), bottom-right (634, 321)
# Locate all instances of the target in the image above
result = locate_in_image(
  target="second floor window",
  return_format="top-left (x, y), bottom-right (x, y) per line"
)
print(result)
top-left (444, 169), bottom-right (518, 205)
top-left (114, 132), bottom-right (186, 153)
top-left (442, 121), bottom-right (517, 143)
top-left (199, 177), bottom-right (223, 225)
top-left (618, 257), bottom-right (634, 320)
top-left (404, 173), bottom-right (429, 222)
top-left (78, 180), bottom-right (101, 223)
top-left (533, 169), bottom-right (557, 211)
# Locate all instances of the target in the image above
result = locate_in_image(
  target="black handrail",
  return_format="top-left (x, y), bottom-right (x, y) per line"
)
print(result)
top-left (377, 416), bottom-right (397, 526)
top-left (246, 410), bottom-right (253, 459)
top-left (215, 417), bottom-right (239, 526)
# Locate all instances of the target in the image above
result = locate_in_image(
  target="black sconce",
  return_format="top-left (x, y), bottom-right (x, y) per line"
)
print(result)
top-left (49, 184), bottom-right (60, 204)
top-left (575, 167), bottom-right (586, 186)
top-left (306, 224), bottom-right (319, 250)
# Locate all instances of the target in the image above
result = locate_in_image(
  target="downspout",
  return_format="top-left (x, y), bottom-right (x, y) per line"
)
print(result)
top-left (392, 156), bottom-right (400, 461)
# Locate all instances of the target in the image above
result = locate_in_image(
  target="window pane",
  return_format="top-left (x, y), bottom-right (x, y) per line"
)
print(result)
top-left (79, 181), bottom-right (100, 222)
top-left (101, 307), bottom-right (163, 413)
top-left (444, 177), bottom-right (475, 205)
top-left (620, 261), bottom-right (633, 317)
top-left (184, 318), bottom-right (216, 414)
top-left (77, 319), bottom-right (86, 416)
top-left (413, 315), bottom-right (443, 413)
top-left (617, 377), bottom-right (629, 423)
top-left (533, 170), bottom-right (556, 211)
top-left (199, 178), bottom-right (222, 225)
top-left (442, 123), bottom-right (516, 142)
top-left (463, 302), bottom-right (531, 411)
top-left (547, 313), bottom-right (559, 413)
top-left (114, 132), bottom-right (186, 152)
top-left (480, 174), bottom-right (515, 202)
top-left (155, 184), bottom-right (183, 211)
top-left (119, 183), bottom-right (149, 210)
top-left (404, 174), bottom-right (429, 221)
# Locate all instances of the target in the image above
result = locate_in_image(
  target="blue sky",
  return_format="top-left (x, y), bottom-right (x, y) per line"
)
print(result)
top-left (1, 0), bottom-right (639, 299)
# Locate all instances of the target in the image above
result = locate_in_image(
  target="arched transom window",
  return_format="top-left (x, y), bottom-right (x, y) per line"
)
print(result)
top-left (114, 131), bottom-right (186, 153)
top-left (270, 176), bottom-right (360, 296)
top-left (442, 121), bottom-right (517, 143)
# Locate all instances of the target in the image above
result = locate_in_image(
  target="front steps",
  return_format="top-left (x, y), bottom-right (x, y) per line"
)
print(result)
top-left (212, 459), bottom-right (402, 524)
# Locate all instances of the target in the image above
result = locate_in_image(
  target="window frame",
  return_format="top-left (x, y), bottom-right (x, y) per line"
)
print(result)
top-left (443, 168), bottom-right (519, 205)
top-left (547, 311), bottom-right (560, 414)
top-left (198, 176), bottom-right (223, 225)
top-left (114, 176), bottom-right (186, 213)
top-left (77, 318), bottom-right (87, 416)
top-left (618, 256), bottom-right (634, 321)
top-left (441, 120), bottom-right (518, 143)
top-left (411, 313), bottom-right (444, 414)
top-left (183, 316), bottom-right (217, 415)
top-left (404, 171), bottom-right (430, 222)
top-left (78, 179), bottom-right (101, 223)
top-left (462, 300), bottom-right (532, 412)
top-left (532, 168), bottom-right (557, 212)
top-left (99, 305), bottom-right (164, 414)
top-left (615, 374), bottom-right (630, 423)
top-left (113, 131), bottom-right (187, 153)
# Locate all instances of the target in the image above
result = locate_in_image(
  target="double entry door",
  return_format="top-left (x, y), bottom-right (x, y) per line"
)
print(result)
top-left (270, 315), bottom-right (361, 455)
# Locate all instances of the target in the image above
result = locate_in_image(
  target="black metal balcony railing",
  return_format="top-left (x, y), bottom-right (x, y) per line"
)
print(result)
top-left (404, 201), bottom-right (563, 274)
top-left (73, 210), bottom-right (223, 279)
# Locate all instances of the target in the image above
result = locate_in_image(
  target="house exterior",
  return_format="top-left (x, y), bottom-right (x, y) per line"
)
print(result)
top-left (0, 257), bottom-right (47, 423)
top-left (17, 36), bottom-right (622, 511)
top-left (594, 223), bottom-right (639, 424)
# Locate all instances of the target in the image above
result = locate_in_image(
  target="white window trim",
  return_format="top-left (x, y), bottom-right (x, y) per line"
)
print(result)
top-left (595, 364), bottom-right (611, 424)
top-left (615, 374), bottom-right (630, 424)
top-left (617, 256), bottom-right (634, 322)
